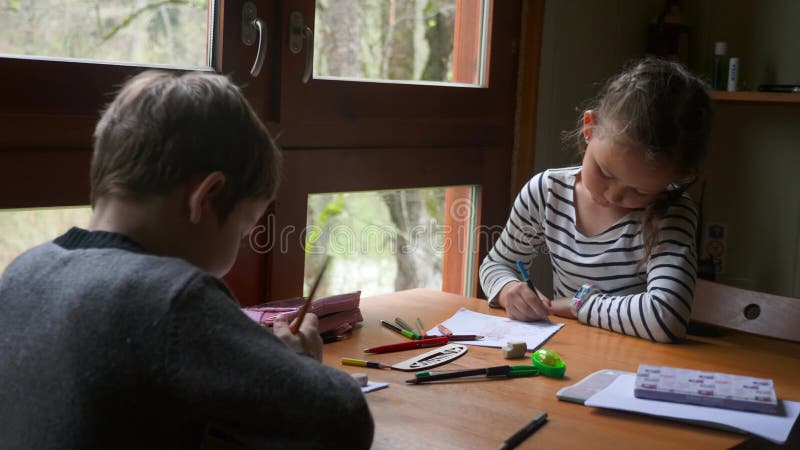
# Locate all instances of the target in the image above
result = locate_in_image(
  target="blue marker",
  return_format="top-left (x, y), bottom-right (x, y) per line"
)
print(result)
top-left (516, 260), bottom-right (551, 323)
top-left (516, 260), bottom-right (535, 291)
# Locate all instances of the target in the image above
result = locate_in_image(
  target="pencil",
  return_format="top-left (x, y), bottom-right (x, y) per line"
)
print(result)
top-left (290, 255), bottom-right (330, 334)
top-left (341, 358), bottom-right (393, 370)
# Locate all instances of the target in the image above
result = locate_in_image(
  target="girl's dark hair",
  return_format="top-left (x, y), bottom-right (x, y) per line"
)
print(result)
top-left (571, 58), bottom-right (712, 262)
top-left (91, 70), bottom-right (282, 220)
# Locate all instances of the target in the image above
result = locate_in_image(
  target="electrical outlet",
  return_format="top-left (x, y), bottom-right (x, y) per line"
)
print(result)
top-left (702, 222), bottom-right (728, 275)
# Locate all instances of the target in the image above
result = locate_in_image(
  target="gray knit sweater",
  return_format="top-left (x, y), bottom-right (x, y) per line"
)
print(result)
top-left (0, 228), bottom-right (373, 449)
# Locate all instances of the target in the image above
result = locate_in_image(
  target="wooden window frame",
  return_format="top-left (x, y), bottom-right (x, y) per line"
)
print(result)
top-left (0, 0), bottom-right (526, 304)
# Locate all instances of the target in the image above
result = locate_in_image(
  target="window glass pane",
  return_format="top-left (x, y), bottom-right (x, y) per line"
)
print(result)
top-left (0, 0), bottom-right (211, 67)
top-left (0, 206), bottom-right (91, 276)
top-left (304, 186), bottom-right (478, 298)
top-left (314, 0), bottom-right (488, 85)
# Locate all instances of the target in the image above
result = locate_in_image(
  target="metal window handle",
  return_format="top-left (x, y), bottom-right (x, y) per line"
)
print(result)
top-left (242, 2), bottom-right (267, 77)
top-left (289, 11), bottom-right (314, 84)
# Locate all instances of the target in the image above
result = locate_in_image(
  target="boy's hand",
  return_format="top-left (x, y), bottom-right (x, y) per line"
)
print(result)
top-left (497, 281), bottom-right (551, 322)
top-left (273, 313), bottom-right (323, 361)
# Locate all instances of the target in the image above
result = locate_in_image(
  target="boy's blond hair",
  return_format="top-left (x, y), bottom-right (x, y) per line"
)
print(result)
top-left (91, 70), bottom-right (281, 219)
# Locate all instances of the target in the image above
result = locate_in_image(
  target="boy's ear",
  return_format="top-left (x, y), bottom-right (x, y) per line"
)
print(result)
top-left (583, 110), bottom-right (596, 141)
top-left (188, 172), bottom-right (226, 224)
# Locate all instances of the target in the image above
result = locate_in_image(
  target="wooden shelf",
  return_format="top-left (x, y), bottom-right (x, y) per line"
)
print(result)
top-left (710, 90), bottom-right (800, 104)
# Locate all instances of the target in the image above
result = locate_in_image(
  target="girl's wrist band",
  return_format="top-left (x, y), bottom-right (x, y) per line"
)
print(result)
top-left (570, 283), bottom-right (597, 316)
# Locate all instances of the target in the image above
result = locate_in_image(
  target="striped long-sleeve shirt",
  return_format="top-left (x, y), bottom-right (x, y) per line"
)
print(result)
top-left (479, 166), bottom-right (698, 343)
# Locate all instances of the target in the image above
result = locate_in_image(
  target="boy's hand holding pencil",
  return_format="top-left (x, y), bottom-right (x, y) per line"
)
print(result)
top-left (274, 313), bottom-right (323, 361)
top-left (273, 255), bottom-right (330, 361)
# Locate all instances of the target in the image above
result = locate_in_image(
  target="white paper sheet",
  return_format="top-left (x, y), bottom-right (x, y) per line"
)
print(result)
top-left (585, 373), bottom-right (800, 444)
top-left (361, 381), bottom-right (389, 394)
top-left (426, 307), bottom-right (564, 350)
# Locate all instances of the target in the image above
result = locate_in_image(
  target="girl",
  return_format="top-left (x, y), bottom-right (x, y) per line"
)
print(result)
top-left (479, 58), bottom-right (711, 343)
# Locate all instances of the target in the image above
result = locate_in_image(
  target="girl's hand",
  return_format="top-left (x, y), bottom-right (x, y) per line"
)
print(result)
top-left (548, 297), bottom-right (576, 318)
top-left (497, 281), bottom-right (552, 322)
top-left (273, 313), bottom-right (323, 361)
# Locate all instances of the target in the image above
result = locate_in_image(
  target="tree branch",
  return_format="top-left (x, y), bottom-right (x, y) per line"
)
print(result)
top-left (102, 0), bottom-right (200, 42)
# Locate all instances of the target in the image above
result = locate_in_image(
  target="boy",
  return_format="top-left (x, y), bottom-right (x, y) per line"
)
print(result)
top-left (0, 71), bottom-right (374, 449)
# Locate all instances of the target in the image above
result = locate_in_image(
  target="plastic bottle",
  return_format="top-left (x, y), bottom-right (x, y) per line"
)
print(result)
top-left (711, 42), bottom-right (727, 90)
top-left (727, 57), bottom-right (739, 92)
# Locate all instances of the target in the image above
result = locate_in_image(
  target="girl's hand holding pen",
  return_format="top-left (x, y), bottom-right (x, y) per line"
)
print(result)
top-left (498, 282), bottom-right (551, 322)
top-left (274, 313), bottom-right (323, 361)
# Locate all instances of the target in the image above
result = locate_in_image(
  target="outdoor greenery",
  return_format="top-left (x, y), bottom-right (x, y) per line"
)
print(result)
top-left (0, 0), bottom-right (208, 66)
top-left (305, 188), bottom-right (447, 299)
top-left (0, 207), bottom-right (91, 274)
top-left (306, 0), bottom-right (466, 298)
top-left (1, 0), bottom-right (478, 297)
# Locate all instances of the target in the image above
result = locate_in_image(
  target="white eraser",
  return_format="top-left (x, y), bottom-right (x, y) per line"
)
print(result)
top-left (502, 341), bottom-right (527, 359)
top-left (351, 372), bottom-right (369, 387)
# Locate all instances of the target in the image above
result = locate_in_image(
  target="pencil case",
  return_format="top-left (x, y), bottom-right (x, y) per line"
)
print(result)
top-left (242, 291), bottom-right (363, 335)
top-left (634, 364), bottom-right (778, 414)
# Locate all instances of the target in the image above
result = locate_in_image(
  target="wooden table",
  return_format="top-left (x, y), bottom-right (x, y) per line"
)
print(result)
top-left (322, 289), bottom-right (800, 450)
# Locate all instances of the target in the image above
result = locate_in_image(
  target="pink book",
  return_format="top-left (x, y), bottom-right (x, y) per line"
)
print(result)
top-left (242, 291), bottom-right (363, 335)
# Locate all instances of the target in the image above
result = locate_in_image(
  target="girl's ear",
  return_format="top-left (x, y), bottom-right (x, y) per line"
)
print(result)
top-left (583, 110), bottom-right (596, 141)
top-left (188, 172), bottom-right (226, 224)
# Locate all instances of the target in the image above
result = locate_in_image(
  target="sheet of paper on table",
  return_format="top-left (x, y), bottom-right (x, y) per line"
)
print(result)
top-left (584, 373), bottom-right (800, 444)
top-left (361, 381), bottom-right (389, 394)
top-left (426, 307), bottom-right (564, 351)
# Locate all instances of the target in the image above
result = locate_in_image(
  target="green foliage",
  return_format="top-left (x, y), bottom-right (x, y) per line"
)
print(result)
top-left (0, 207), bottom-right (91, 276)
top-left (0, 0), bottom-right (207, 66)
top-left (103, 0), bottom-right (192, 41)
top-left (305, 194), bottom-right (346, 255)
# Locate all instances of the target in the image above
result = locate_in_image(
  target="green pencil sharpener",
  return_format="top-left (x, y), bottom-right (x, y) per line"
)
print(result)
top-left (531, 349), bottom-right (566, 378)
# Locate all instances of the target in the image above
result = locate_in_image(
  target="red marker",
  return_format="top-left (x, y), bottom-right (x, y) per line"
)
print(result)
top-left (364, 336), bottom-right (449, 354)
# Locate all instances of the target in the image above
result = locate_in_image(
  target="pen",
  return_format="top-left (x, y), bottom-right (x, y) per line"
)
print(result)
top-left (380, 320), bottom-right (418, 340)
top-left (407, 365), bottom-right (538, 384)
top-left (497, 412), bottom-right (548, 450)
top-left (446, 334), bottom-right (484, 341)
top-left (290, 256), bottom-right (330, 334)
top-left (364, 336), bottom-right (448, 354)
top-left (515, 260), bottom-right (535, 291)
top-left (321, 331), bottom-right (346, 344)
top-left (516, 260), bottom-right (551, 324)
top-left (395, 317), bottom-right (422, 339)
top-left (415, 317), bottom-right (426, 337)
top-left (341, 358), bottom-right (392, 370)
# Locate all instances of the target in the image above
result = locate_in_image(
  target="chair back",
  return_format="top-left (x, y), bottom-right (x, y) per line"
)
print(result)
top-left (692, 279), bottom-right (800, 342)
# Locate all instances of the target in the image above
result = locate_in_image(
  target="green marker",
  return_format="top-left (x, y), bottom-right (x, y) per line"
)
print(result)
top-left (395, 317), bottom-right (422, 339)
top-left (409, 365), bottom-right (539, 383)
top-left (380, 320), bottom-right (419, 339)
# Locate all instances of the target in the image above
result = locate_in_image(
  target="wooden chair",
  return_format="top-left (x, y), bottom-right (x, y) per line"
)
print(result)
top-left (691, 279), bottom-right (800, 342)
